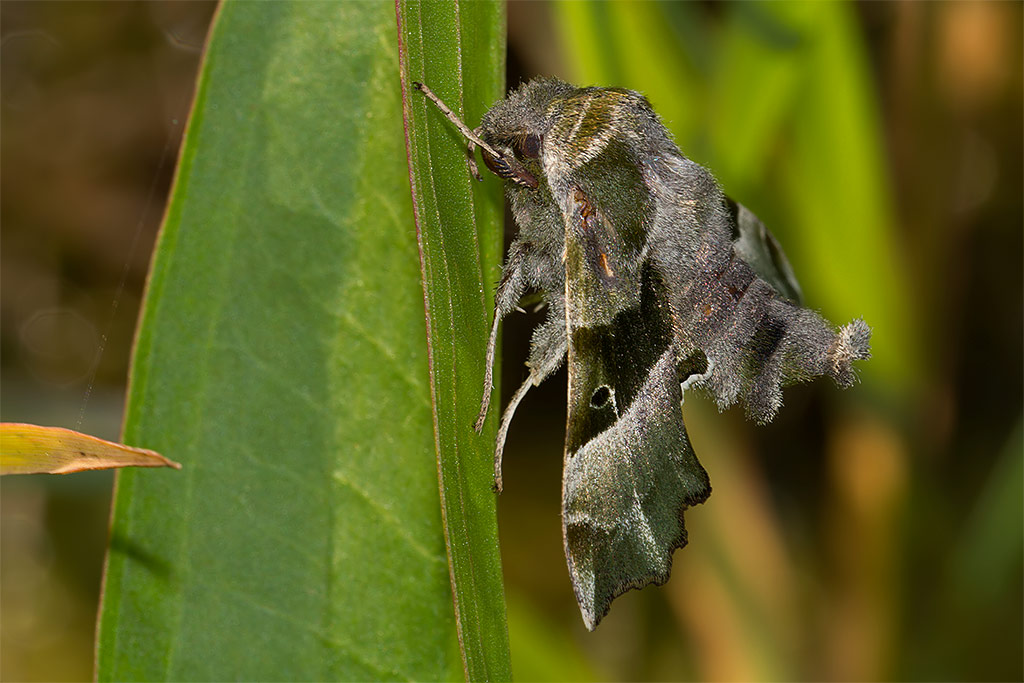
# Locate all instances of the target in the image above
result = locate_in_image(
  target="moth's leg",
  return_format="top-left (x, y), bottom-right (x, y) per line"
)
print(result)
top-left (526, 295), bottom-right (567, 380)
top-left (492, 376), bottom-right (532, 493)
top-left (475, 241), bottom-right (534, 431)
top-left (475, 313), bottom-right (503, 431)
top-left (492, 300), bottom-right (567, 492)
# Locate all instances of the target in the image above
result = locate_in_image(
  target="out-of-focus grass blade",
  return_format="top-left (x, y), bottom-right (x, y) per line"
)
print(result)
top-left (396, 0), bottom-right (512, 680)
top-left (96, 2), bottom-right (460, 679)
top-left (0, 423), bottom-right (180, 475)
top-left (949, 417), bottom-right (1023, 605)
top-left (774, 2), bottom-right (914, 391)
top-left (557, 1), bottom-right (703, 144)
top-left (707, 3), bottom-right (804, 188)
top-left (507, 594), bottom-right (599, 682)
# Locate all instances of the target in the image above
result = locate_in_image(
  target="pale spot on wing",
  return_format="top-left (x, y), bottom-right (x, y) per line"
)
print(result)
top-left (578, 123), bottom-right (615, 164)
top-left (631, 487), bottom-right (660, 559)
top-left (567, 91), bottom-right (596, 144)
top-left (680, 358), bottom-right (716, 404)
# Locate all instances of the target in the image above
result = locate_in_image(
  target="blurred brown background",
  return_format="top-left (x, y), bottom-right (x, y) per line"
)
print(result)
top-left (2, 2), bottom-right (216, 679)
top-left (1, 2), bottom-right (1021, 681)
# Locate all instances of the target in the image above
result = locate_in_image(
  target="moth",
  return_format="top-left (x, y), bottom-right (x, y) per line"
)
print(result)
top-left (414, 78), bottom-right (871, 630)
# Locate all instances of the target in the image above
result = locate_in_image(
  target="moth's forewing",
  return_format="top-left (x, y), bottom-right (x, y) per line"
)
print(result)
top-left (562, 258), bottom-right (711, 630)
top-left (551, 94), bottom-right (713, 627)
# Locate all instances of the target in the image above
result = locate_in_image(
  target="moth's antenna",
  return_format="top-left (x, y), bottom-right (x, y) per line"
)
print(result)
top-left (412, 82), bottom-right (504, 162)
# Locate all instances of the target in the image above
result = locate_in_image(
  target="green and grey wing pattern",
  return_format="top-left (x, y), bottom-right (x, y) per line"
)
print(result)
top-left (561, 178), bottom-right (710, 630)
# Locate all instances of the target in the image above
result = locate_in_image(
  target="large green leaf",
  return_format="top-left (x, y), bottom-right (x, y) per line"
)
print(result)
top-left (96, 2), bottom-right (504, 679)
top-left (396, 1), bottom-right (512, 680)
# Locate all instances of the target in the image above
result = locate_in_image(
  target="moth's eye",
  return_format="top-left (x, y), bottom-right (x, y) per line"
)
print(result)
top-left (480, 142), bottom-right (540, 189)
top-left (514, 133), bottom-right (543, 160)
top-left (480, 147), bottom-right (540, 189)
top-left (590, 386), bottom-right (612, 409)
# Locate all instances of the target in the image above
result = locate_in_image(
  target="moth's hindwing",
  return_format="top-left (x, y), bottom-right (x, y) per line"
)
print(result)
top-left (726, 198), bottom-right (802, 304)
top-left (562, 186), bottom-right (711, 630)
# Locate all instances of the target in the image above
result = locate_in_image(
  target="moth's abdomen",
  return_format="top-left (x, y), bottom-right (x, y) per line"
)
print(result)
top-left (828, 317), bottom-right (872, 387)
top-left (673, 250), bottom-right (871, 422)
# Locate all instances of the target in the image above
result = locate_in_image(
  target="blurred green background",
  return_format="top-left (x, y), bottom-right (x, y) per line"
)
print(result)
top-left (1, 1), bottom-right (1020, 681)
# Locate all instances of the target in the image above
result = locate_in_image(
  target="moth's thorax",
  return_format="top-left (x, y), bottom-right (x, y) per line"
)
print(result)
top-left (544, 88), bottom-right (648, 169)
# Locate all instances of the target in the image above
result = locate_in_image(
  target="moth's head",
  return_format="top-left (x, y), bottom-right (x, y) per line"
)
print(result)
top-left (477, 78), bottom-right (576, 191)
